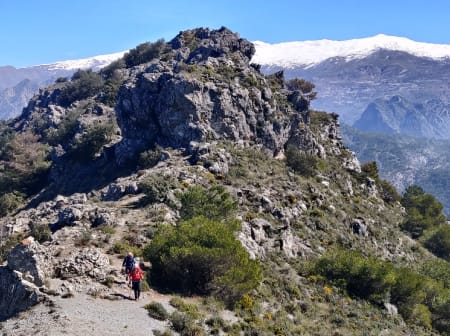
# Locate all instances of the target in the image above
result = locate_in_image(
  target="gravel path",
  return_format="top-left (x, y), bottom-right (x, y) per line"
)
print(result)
top-left (2, 290), bottom-right (174, 336)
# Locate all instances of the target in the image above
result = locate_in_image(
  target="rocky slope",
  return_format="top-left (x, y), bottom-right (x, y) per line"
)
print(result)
top-left (0, 28), bottom-right (446, 335)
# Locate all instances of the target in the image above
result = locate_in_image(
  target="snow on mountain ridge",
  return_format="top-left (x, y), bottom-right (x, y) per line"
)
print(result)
top-left (252, 34), bottom-right (450, 68)
top-left (43, 50), bottom-right (127, 71)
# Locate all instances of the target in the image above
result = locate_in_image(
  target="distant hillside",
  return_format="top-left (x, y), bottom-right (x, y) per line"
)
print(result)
top-left (342, 124), bottom-right (450, 215)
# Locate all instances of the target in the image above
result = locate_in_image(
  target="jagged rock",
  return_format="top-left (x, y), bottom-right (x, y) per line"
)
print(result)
top-left (366, 177), bottom-right (378, 197)
top-left (351, 218), bottom-right (368, 237)
top-left (7, 237), bottom-right (54, 287)
top-left (101, 181), bottom-right (139, 201)
top-left (250, 218), bottom-right (271, 244)
top-left (90, 209), bottom-right (115, 227)
top-left (57, 207), bottom-right (83, 226)
top-left (56, 248), bottom-right (111, 282)
top-left (384, 302), bottom-right (398, 316)
top-left (0, 267), bottom-right (44, 321)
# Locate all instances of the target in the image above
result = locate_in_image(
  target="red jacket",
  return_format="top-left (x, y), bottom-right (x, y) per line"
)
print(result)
top-left (129, 266), bottom-right (143, 282)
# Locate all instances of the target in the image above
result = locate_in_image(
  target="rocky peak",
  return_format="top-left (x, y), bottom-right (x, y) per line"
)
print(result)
top-left (169, 27), bottom-right (255, 64)
top-left (114, 27), bottom-right (323, 165)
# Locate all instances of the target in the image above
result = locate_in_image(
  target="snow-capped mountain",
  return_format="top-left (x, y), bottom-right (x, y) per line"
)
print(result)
top-left (253, 35), bottom-right (450, 130)
top-left (43, 51), bottom-right (126, 71)
top-left (0, 51), bottom-right (125, 119)
top-left (252, 34), bottom-right (450, 69)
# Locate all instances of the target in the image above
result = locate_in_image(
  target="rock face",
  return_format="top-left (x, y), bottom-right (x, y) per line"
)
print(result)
top-left (7, 237), bottom-right (54, 286)
top-left (56, 248), bottom-right (111, 282)
top-left (0, 267), bottom-right (43, 321)
top-left (115, 28), bottom-right (298, 164)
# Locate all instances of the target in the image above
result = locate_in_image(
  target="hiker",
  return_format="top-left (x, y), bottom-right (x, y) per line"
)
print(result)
top-left (122, 252), bottom-right (134, 280)
top-left (129, 262), bottom-right (143, 300)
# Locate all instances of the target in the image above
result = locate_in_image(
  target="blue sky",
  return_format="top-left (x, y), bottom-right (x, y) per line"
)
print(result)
top-left (1, 0), bottom-right (450, 67)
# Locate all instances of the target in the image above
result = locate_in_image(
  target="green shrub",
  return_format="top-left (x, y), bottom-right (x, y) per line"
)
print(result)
top-left (378, 179), bottom-right (401, 203)
top-left (169, 311), bottom-right (205, 336)
top-left (138, 174), bottom-right (177, 205)
top-left (152, 329), bottom-right (173, 336)
top-left (400, 185), bottom-right (446, 238)
top-left (179, 184), bottom-right (237, 221)
top-left (285, 145), bottom-right (317, 177)
top-left (420, 259), bottom-right (450, 288)
top-left (57, 70), bottom-right (104, 107)
top-left (408, 304), bottom-right (432, 330)
top-left (145, 301), bottom-right (169, 320)
top-left (100, 58), bottom-right (126, 79)
top-left (169, 297), bottom-right (203, 319)
top-left (361, 161), bottom-right (379, 180)
top-left (143, 217), bottom-right (261, 305)
top-left (124, 39), bottom-right (167, 67)
top-left (0, 192), bottom-right (25, 217)
top-left (44, 109), bottom-right (81, 146)
top-left (313, 249), bottom-right (395, 302)
top-left (424, 225), bottom-right (450, 261)
top-left (99, 79), bottom-right (122, 107)
top-left (286, 78), bottom-right (317, 101)
top-left (138, 148), bottom-right (162, 169)
top-left (0, 233), bottom-right (23, 263)
top-left (0, 131), bottom-right (50, 196)
top-left (68, 123), bottom-right (114, 162)
top-left (76, 230), bottom-right (92, 246)
top-left (110, 240), bottom-right (142, 257)
top-left (29, 223), bottom-right (52, 243)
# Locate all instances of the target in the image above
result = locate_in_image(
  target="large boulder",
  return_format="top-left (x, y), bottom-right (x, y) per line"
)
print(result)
top-left (56, 248), bottom-right (111, 282)
top-left (0, 267), bottom-right (43, 321)
top-left (7, 237), bottom-right (54, 287)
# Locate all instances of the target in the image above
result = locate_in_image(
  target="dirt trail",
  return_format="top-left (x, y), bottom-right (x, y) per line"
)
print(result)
top-left (2, 279), bottom-right (175, 336)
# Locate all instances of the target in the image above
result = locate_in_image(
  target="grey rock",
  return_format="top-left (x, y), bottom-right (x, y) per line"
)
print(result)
top-left (56, 248), bottom-right (111, 282)
top-left (384, 302), bottom-right (398, 316)
top-left (351, 218), bottom-right (368, 237)
top-left (0, 267), bottom-right (44, 321)
top-left (7, 237), bottom-right (54, 287)
top-left (57, 207), bottom-right (83, 226)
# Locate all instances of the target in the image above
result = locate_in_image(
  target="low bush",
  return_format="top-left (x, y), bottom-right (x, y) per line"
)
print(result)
top-left (179, 184), bottom-right (237, 221)
top-left (138, 174), bottom-right (177, 205)
top-left (29, 223), bottom-right (52, 243)
top-left (311, 249), bottom-right (450, 333)
top-left (138, 148), bottom-right (162, 169)
top-left (0, 192), bottom-right (25, 217)
top-left (144, 216), bottom-right (261, 306)
top-left (401, 185), bottom-right (446, 238)
top-left (313, 249), bottom-right (395, 302)
top-left (124, 39), bottom-right (168, 68)
top-left (57, 70), bottom-right (104, 107)
top-left (424, 225), bottom-right (450, 261)
top-left (0, 233), bottom-right (23, 263)
top-left (285, 145), bottom-right (318, 177)
top-left (169, 311), bottom-right (205, 336)
top-left (145, 301), bottom-right (169, 321)
top-left (67, 123), bottom-right (114, 162)
top-left (169, 297), bottom-right (203, 319)
top-left (110, 240), bottom-right (142, 257)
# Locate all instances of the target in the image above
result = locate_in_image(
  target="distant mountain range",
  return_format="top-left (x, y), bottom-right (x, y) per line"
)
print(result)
top-left (0, 51), bottom-right (124, 119)
top-left (253, 35), bottom-right (450, 138)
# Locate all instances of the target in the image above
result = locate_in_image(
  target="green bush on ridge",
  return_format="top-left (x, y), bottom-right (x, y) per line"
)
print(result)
top-left (144, 185), bottom-right (261, 306)
top-left (311, 249), bottom-right (450, 333)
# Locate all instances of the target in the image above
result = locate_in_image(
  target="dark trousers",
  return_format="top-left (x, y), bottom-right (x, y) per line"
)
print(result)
top-left (132, 281), bottom-right (141, 299)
